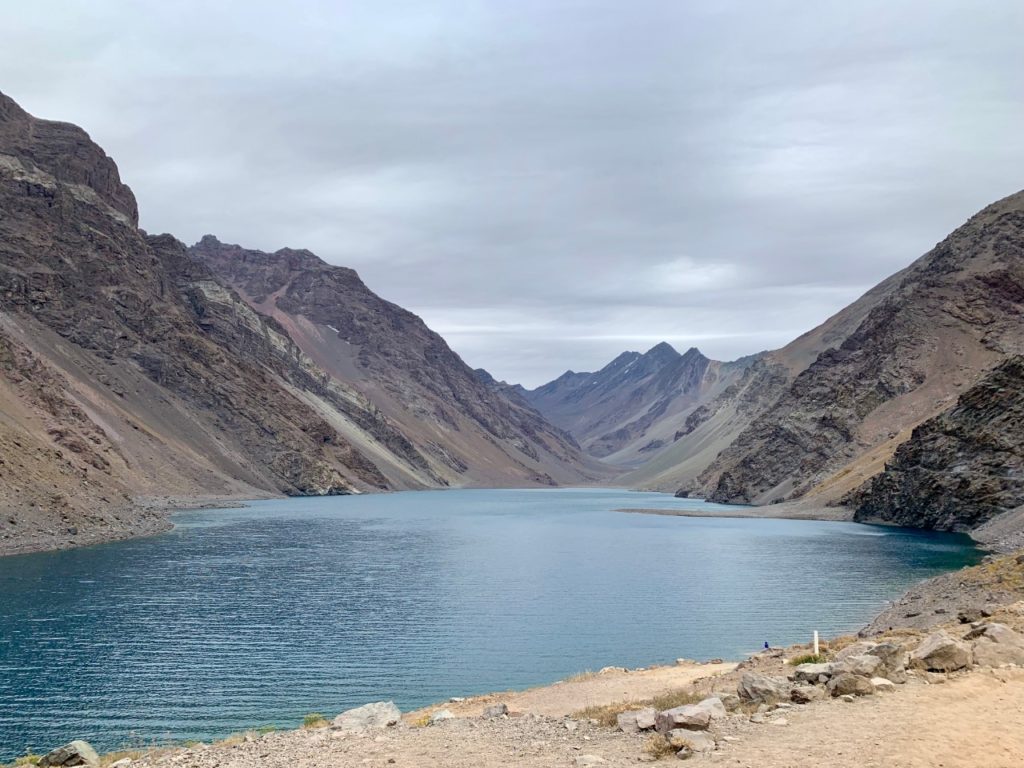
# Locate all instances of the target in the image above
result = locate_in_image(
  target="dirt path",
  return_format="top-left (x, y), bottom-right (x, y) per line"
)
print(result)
top-left (723, 667), bottom-right (1024, 768)
top-left (412, 661), bottom-right (736, 719)
top-left (130, 665), bottom-right (1024, 768)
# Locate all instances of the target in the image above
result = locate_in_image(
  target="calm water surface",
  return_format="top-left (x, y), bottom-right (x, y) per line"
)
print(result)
top-left (0, 488), bottom-right (981, 757)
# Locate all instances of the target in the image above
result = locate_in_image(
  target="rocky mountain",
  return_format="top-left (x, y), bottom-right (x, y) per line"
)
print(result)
top-left (189, 236), bottom-right (595, 489)
top-left (0, 91), bottom-right (595, 554)
top-left (524, 343), bottom-right (756, 465)
top-left (697, 191), bottom-right (1024, 506)
top-left (526, 261), bottom-right (902, 489)
top-left (848, 356), bottom-right (1024, 531)
top-left (527, 189), bottom-right (1024, 539)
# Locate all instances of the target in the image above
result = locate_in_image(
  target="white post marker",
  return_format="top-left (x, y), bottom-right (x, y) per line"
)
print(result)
top-left (813, 630), bottom-right (819, 656)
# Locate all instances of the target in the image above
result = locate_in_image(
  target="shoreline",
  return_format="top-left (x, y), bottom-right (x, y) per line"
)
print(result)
top-left (19, 549), bottom-right (1023, 766)
top-left (6, 550), bottom-right (1023, 765)
top-left (622, 498), bottom-right (1024, 553)
top-left (0, 493), bottom-right (269, 558)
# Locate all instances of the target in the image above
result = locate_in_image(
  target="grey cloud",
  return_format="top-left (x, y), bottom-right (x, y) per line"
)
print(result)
top-left (3, 1), bottom-right (1022, 385)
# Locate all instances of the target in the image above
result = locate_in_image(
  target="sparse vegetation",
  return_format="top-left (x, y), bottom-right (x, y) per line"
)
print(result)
top-left (410, 713), bottom-right (432, 728)
top-left (824, 635), bottom-right (858, 654)
top-left (647, 689), bottom-right (703, 712)
top-left (642, 733), bottom-right (677, 759)
top-left (572, 687), bottom-right (703, 727)
top-left (563, 669), bottom-right (598, 683)
top-left (302, 713), bottom-right (329, 729)
top-left (3, 752), bottom-right (41, 768)
top-left (789, 653), bottom-right (828, 665)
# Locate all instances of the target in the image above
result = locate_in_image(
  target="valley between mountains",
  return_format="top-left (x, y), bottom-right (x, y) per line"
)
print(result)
top-left (1, 89), bottom-right (1022, 555)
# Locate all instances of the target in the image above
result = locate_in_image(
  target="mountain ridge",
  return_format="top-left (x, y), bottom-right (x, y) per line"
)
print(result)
top-left (0, 91), bottom-right (598, 555)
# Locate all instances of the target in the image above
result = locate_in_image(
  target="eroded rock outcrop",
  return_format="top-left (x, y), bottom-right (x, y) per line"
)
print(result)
top-left (849, 356), bottom-right (1024, 531)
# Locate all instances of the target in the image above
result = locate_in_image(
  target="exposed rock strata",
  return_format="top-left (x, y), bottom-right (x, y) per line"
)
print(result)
top-left (849, 356), bottom-right (1024, 530)
top-left (698, 193), bottom-right (1024, 506)
top-left (0, 90), bottom-right (594, 554)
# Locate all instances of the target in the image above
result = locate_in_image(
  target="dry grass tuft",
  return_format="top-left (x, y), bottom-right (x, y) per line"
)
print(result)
top-left (572, 687), bottom-right (703, 727)
top-left (642, 733), bottom-right (677, 759)
top-left (563, 669), bottom-right (599, 683)
top-left (302, 713), bottom-right (329, 729)
top-left (823, 634), bottom-right (859, 654)
top-left (789, 653), bottom-right (828, 666)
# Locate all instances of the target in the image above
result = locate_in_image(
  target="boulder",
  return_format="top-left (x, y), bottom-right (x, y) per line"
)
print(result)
top-left (965, 623), bottom-right (1024, 667)
top-left (332, 701), bottom-right (401, 731)
top-left (39, 742), bottom-right (99, 768)
top-left (866, 642), bottom-right (909, 683)
top-left (790, 685), bottom-right (826, 704)
top-left (482, 703), bottom-right (509, 718)
top-left (910, 632), bottom-right (973, 672)
top-left (666, 729), bottom-right (716, 753)
top-left (790, 662), bottom-right (834, 684)
top-left (834, 641), bottom-right (876, 661)
top-left (737, 673), bottom-right (791, 704)
top-left (958, 608), bottom-right (985, 624)
top-left (826, 672), bottom-right (875, 697)
top-left (870, 677), bottom-right (897, 693)
top-left (428, 709), bottom-right (455, 724)
top-left (635, 708), bottom-right (657, 730)
top-left (714, 692), bottom-right (741, 711)
top-left (654, 697), bottom-right (726, 733)
top-left (833, 654), bottom-right (883, 678)
top-left (616, 707), bottom-right (657, 733)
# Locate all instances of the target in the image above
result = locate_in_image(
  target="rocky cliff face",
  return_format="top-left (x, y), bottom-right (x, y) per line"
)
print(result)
top-left (0, 91), bottom-right (389, 516)
top-left (697, 191), bottom-right (1024, 505)
top-left (0, 91), bottom-right (594, 554)
top-left (848, 356), bottom-right (1024, 531)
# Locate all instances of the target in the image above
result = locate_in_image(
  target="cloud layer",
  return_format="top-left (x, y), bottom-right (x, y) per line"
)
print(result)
top-left (4, 1), bottom-right (1022, 385)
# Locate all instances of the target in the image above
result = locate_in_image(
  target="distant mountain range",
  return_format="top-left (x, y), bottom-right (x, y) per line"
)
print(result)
top-left (1, 88), bottom-right (1022, 554)
top-left (525, 191), bottom-right (1024, 535)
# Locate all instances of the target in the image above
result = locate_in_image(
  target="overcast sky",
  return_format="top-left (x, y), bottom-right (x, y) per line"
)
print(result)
top-left (3, 2), bottom-right (1022, 386)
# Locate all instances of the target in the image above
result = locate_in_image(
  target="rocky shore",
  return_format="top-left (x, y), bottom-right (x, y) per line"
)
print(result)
top-left (0, 494), bottom-right (260, 558)
top-left (20, 551), bottom-right (1024, 768)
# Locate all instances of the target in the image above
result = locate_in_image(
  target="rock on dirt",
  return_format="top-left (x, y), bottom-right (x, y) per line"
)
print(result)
top-left (654, 697), bottom-right (726, 733)
top-left (827, 672), bottom-right (875, 697)
top-left (39, 741), bottom-right (99, 768)
top-left (616, 707), bottom-right (657, 733)
top-left (910, 632), bottom-right (973, 672)
top-left (332, 701), bottom-right (401, 731)
top-left (965, 622), bottom-right (1024, 667)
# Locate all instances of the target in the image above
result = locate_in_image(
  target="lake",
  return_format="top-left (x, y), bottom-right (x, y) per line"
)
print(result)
top-left (0, 488), bottom-right (981, 758)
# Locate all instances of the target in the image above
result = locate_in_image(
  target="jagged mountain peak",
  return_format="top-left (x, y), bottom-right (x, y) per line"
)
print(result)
top-left (643, 341), bottom-right (680, 360)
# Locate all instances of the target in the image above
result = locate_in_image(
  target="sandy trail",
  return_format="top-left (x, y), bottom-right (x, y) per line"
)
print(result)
top-left (414, 662), bottom-right (736, 719)
top-left (724, 667), bottom-right (1024, 768)
top-left (134, 665), bottom-right (1024, 768)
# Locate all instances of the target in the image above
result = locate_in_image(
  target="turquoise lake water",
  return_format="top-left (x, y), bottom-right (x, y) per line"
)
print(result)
top-left (0, 488), bottom-right (982, 758)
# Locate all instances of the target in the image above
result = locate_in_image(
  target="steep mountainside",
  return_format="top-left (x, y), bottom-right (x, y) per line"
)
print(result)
top-left (0, 91), bottom-right (595, 554)
top-left (189, 237), bottom-right (598, 489)
top-left (697, 192), bottom-right (1024, 505)
top-left (848, 356), bottom-right (1024, 531)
